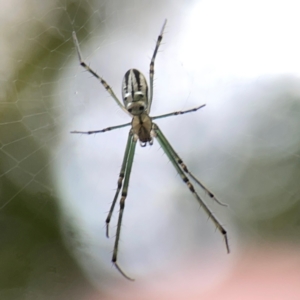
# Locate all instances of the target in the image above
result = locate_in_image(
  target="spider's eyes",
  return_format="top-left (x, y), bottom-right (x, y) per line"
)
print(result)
top-left (128, 108), bottom-right (132, 113)
top-left (139, 106), bottom-right (144, 111)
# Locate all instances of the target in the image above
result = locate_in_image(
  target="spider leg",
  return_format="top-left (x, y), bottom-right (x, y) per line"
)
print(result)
top-left (152, 116), bottom-right (227, 207)
top-left (72, 31), bottom-right (131, 116)
top-left (71, 122), bottom-right (131, 135)
top-left (151, 104), bottom-right (206, 121)
top-left (105, 132), bottom-right (132, 237)
top-left (153, 123), bottom-right (230, 253)
top-left (148, 19), bottom-right (167, 113)
top-left (110, 132), bottom-right (137, 281)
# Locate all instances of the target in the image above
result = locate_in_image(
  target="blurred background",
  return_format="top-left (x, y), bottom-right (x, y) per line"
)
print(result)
top-left (1, 0), bottom-right (300, 299)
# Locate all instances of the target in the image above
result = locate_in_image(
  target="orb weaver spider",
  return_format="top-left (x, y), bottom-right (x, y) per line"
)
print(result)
top-left (71, 19), bottom-right (229, 281)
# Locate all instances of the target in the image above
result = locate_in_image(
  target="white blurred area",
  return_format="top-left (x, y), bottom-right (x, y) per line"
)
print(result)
top-left (182, 0), bottom-right (300, 79)
top-left (1, 0), bottom-right (300, 298)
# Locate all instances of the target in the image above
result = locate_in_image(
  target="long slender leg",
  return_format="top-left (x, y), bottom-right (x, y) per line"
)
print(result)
top-left (105, 132), bottom-right (132, 238)
top-left (71, 122), bottom-right (131, 135)
top-left (153, 123), bottom-right (230, 253)
top-left (151, 104), bottom-right (206, 121)
top-left (153, 120), bottom-right (227, 206)
top-left (72, 31), bottom-right (131, 116)
top-left (148, 19), bottom-right (167, 113)
top-left (112, 135), bottom-right (137, 281)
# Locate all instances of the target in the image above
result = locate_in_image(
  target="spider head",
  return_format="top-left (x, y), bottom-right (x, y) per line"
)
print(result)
top-left (122, 69), bottom-right (148, 115)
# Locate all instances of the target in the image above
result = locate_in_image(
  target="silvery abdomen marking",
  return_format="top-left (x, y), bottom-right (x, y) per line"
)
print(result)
top-left (122, 69), bottom-right (149, 116)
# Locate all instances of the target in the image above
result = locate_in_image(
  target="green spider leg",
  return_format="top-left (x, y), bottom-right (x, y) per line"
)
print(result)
top-left (153, 123), bottom-right (230, 253)
top-left (104, 131), bottom-right (137, 281)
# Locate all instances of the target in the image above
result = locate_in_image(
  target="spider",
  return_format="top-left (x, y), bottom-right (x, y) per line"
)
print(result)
top-left (71, 19), bottom-right (229, 281)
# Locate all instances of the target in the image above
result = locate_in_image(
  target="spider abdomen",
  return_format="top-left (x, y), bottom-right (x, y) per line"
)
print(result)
top-left (122, 69), bottom-right (149, 115)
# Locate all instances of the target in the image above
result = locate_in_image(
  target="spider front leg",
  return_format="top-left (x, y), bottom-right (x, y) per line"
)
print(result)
top-left (152, 115), bottom-right (227, 207)
top-left (153, 123), bottom-right (230, 253)
top-left (106, 131), bottom-right (137, 281)
top-left (106, 132), bottom-right (132, 237)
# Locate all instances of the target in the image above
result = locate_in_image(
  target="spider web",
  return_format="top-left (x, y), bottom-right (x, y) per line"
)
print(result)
top-left (1, 0), bottom-right (300, 298)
